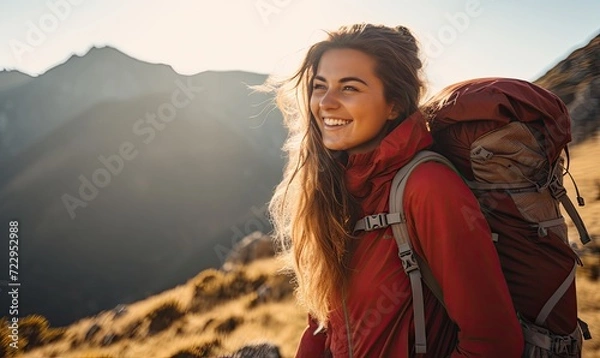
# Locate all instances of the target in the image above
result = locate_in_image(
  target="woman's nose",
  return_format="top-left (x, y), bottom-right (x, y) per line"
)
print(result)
top-left (319, 90), bottom-right (340, 109)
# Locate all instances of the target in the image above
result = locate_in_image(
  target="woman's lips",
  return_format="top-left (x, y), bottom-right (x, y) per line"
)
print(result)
top-left (323, 117), bottom-right (352, 128)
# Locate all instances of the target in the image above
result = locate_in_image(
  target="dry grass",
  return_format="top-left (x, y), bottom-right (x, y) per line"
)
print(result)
top-left (17, 255), bottom-right (598, 358)
top-left (17, 257), bottom-right (303, 358)
top-left (565, 135), bottom-right (600, 358)
top-left (578, 276), bottom-right (600, 357)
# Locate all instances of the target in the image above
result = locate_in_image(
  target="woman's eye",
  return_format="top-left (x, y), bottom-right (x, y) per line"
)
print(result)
top-left (343, 86), bottom-right (357, 91)
top-left (313, 83), bottom-right (326, 90)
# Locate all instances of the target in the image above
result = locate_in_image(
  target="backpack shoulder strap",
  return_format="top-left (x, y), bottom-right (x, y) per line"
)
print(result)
top-left (388, 150), bottom-right (457, 354)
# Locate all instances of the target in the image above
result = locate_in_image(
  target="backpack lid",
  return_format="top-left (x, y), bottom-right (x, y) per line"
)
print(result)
top-left (423, 77), bottom-right (571, 164)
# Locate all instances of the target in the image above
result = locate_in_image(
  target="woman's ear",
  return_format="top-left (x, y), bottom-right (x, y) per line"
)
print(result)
top-left (387, 104), bottom-right (401, 120)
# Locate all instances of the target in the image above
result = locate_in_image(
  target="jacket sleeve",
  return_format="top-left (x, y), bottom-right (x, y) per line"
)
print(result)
top-left (295, 314), bottom-right (329, 357)
top-left (404, 162), bottom-right (524, 358)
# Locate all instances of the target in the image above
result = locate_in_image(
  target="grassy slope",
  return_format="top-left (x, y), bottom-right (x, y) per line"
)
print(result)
top-left (564, 135), bottom-right (600, 357)
top-left (17, 257), bottom-right (306, 358)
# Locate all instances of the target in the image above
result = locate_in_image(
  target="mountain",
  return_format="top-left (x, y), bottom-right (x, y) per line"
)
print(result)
top-left (535, 33), bottom-right (600, 143)
top-left (0, 46), bottom-right (201, 162)
top-left (0, 70), bottom-right (33, 92)
top-left (0, 47), bottom-right (287, 326)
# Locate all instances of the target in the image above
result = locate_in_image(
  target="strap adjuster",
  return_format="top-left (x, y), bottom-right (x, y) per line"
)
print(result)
top-left (364, 214), bottom-right (388, 231)
top-left (399, 250), bottom-right (419, 273)
top-left (549, 175), bottom-right (566, 199)
top-left (551, 335), bottom-right (577, 355)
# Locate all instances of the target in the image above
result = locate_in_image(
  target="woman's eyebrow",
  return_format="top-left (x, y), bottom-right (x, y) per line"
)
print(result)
top-left (313, 75), bottom-right (368, 86)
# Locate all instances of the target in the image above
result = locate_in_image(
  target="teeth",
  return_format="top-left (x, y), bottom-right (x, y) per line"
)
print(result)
top-left (323, 118), bottom-right (351, 126)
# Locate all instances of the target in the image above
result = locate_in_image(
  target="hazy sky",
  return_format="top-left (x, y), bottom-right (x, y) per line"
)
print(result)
top-left (1, 0), bottom-right (599, 94)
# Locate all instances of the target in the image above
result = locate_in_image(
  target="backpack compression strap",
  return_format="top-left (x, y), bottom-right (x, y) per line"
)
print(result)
top-left (465, 170), bottom-right (591, 245)
top-left (353, 150), bottom-right (457, 354)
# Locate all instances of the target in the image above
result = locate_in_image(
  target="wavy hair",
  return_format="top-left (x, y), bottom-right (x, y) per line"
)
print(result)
top-left (267, 23), bottom-right (424, 325)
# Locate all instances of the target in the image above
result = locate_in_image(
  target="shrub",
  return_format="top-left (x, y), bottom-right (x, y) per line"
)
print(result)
top-left (20, 314), bottom-right (50, 350)
top-left (84, 323), bottom-right (102, 342)
top-left (194, 269), bottom-right (223, 286)
top-left (123, 319), bottom-right (143, 338)
top-left (231, 343), bottom-right (282, 358)
top-left (215, 316), bottom-right (243, 335)
top-left (0, 314), bottom-right (65, 357)
top-left (191, 270), bottom-right (267, 312)
top-left (79, 350), bottom-right (116, 358)
top-left (248, 273), bottom-right (295, 308)
top-left (147, 301), bottom-right (185, 334)
top-left (0, 331), bottom-right (15, 358)
top-left (16, 314), bottom-right (65, 351)
top-left (169, 339), bottom-right (221, 358)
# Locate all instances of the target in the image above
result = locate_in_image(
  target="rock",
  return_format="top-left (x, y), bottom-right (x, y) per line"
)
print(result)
top-left (567, 77), bottom-right (600, 143)
top-left (222, 231), bottom-right (276, 271)
top-left (249, 275), bottom-right (294, 308)
top-left (84, 323), bottom-right (101, 342)
top-left (232, 343), bottom-right (282, 358)
top-left (101, 332), bottom-right (117, 346)
top-left (535, 34), bottom-right (600, 144)
top-left (112, 304), bottom-right (128, 319)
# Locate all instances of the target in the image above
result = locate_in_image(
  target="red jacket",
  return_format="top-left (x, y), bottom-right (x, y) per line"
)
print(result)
top-left (296, 111), bottom-right (524, 357)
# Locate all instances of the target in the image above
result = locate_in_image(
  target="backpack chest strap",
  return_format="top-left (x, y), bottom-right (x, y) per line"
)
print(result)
top-left (353, 213), bottom-right (402, 232)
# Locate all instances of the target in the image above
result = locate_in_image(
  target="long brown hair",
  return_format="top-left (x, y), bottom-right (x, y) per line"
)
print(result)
top-left (267, 23), bottom-right (424, 325)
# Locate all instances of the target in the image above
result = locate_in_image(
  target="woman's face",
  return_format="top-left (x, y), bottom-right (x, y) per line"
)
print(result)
top-left (310, 48), bottom-right (399, 155)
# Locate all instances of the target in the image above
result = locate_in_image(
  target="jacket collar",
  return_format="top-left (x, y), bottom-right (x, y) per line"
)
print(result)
top-left (342, 111), bottom-right (433, 204)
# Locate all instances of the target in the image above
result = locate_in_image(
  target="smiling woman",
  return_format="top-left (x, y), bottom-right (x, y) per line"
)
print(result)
top-left (266, 23), bottom-right (524, 357)
top-left (310, 48), bottom-right (399, 154)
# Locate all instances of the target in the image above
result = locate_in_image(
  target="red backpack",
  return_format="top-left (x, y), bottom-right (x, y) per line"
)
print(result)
top-left (353, 78), bottom-right (592, 356)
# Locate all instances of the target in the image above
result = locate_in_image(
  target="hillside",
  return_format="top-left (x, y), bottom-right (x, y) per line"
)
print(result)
top-left (2, 256), bottom-right (303, 358)
top-left (535, 33), bottom-right (600, 144)
top-left (566, 136), bottom-right (600, 358)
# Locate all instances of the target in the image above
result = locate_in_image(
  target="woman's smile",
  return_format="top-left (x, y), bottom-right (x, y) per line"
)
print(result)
top-left (322, 117), bottom-right (353, 129)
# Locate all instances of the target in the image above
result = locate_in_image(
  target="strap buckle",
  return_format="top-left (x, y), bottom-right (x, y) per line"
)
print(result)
top-left (399, 250), bottom-right (419, 273)
top-left (551, 335), bottom-right (578, 355)
top-left (549, 175), bottom-right (566, 200)
top-left (364, 214), bottom-right (388, 231)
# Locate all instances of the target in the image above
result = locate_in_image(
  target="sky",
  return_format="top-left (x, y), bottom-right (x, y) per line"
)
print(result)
top-left (0, 0), bottom-right (599, 95)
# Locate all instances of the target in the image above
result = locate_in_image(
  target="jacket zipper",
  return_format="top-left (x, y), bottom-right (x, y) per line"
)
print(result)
top-left (342, 295), bottom-right (354, 358)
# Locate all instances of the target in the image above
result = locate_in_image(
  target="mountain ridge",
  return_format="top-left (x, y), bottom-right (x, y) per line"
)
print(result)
top-left (0, 47), bottom-right (286, 327)
top-left (535, 33), bottom-right (600, 143)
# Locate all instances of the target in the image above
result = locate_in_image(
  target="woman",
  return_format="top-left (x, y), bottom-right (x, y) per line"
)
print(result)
top-left (268, 23), bottom-right (524, 357)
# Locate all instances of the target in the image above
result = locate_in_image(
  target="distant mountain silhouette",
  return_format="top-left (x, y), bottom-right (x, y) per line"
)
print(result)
top-left (0, 46), bottom-right (202, 161)
top-left (0, 70), bottom-right (33, 92)
top-left (0, 47), bottom-right (286, 326)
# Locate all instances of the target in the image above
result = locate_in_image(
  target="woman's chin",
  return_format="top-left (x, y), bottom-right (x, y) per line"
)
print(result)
top-left (323, 142), bottom-right (347, 152)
